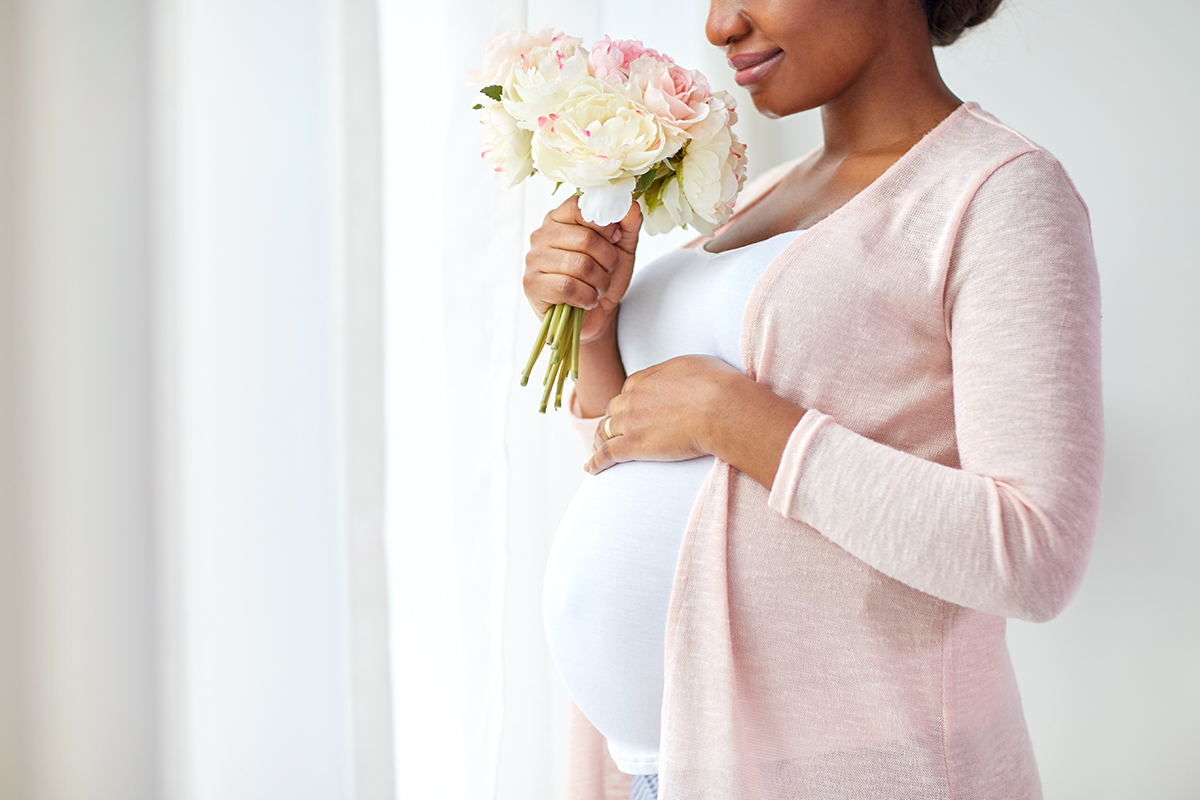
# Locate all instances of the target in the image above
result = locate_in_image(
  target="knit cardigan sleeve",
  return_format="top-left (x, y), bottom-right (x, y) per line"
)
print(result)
top-left (766, 151), bottom-right (1104, 622)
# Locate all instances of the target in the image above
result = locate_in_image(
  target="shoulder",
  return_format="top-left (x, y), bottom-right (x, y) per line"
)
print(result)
top-left (937, 104), bottom-right (1090, 219)
top-left (943, 112), bottom-right (1099, 315)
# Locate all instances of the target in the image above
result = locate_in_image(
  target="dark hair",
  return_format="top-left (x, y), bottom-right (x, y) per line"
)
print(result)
top-left (923, 0), bottom-right (1004, 46)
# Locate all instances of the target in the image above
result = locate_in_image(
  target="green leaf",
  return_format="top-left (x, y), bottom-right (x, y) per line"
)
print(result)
top-left (641, 167), bottom-right (681, 214)
top-left (552, 181), bottom-right (564, 195)
top-left (472, 103), bottom-right (483, 110)
top-left (634, 169), bottom-right (659, 194)
top-left (481, 84), bottom-right (503, 102)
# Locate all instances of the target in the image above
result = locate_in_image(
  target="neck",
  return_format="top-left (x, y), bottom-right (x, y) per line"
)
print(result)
top-left (819, 33), bottom-right (961, 161)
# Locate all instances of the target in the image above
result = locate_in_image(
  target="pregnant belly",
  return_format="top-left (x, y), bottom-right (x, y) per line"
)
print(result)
top-left (543, 456), bottom-right (715, 765)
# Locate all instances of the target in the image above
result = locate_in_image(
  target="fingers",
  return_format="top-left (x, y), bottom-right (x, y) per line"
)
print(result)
top-left (613, 200), bottom-right (643, 256)
top-left (586, 418), bottom-right (632, 475)
top-left (535, 208), bottom-right (623, 270)
top-left (591, 411), bottom-right (620, 453)
top-left (523, 248), bottom-right (612, 311)
top-left (549, 195), bottom-right (625, 246)
top-left (588, 392), bottom-right (633, 472)
top-left (592, 201), bottom-right (642, 312)
top-left (524, 196), bottom-right (633, 316)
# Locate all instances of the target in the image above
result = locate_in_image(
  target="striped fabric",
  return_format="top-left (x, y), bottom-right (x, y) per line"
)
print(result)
top-left (629, 773), bottom-right (658, 800)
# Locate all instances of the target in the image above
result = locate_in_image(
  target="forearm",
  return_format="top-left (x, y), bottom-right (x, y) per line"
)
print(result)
top-left (571, 310), bottom-right (626, 419)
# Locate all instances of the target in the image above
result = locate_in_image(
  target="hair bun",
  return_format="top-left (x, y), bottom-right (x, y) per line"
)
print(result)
top-left (926, 0), bottom-right (1004, 46)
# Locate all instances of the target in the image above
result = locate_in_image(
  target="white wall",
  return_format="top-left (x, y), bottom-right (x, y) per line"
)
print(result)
top-left (937, 3), bottom-right (1200, 797)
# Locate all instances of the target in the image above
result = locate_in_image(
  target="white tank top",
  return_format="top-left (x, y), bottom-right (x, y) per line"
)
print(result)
top-left (542, 229), bottom-right (805, 774)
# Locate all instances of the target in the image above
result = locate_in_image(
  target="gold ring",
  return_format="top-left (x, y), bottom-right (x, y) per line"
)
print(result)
top-left (603, 415), bottom-right (615, 440)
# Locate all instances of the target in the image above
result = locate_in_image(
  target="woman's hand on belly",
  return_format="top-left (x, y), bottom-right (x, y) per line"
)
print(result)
top-left (586, 355), bottom-right (808, 492)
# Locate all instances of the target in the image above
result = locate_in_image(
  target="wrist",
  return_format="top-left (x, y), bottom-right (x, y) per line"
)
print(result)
top-left (573, 311), bottom-right (625, 419)
top-left (699, 369), bottom-right (751, 458)
top-left (579, 303), bottom-right (619, 346)
top-left (578, 316), bottom-right (619, 373)
top-left (704, 372), bottom-right (806, 491)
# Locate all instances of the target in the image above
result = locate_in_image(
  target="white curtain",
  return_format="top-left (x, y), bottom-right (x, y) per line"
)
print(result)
top-left (1, 1), bottom-right (393, 798)
top-left (0, 3), bottom-right (157, 797)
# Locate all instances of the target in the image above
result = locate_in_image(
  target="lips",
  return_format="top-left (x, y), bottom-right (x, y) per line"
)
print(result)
top-left (728, 48), bottom-right (784, 87)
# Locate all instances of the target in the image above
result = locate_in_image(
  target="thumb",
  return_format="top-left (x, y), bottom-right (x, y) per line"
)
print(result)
top-left (614, 200), bottom-right (642, 255)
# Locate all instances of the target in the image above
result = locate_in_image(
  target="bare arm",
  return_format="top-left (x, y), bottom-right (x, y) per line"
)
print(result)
top-left (571, 314), bottom-right (626, 418)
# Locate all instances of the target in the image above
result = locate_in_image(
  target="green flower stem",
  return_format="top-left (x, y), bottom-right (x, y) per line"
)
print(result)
top-left (554, 338), bottom-right (570, 408)
top-left (546, 303), bottom-right (564, 349)
top-left (544, 331), bottom-right (563, 386)
top-left (521, 309), bottom-right (556, 387)
top-left (570, 306), bottom-right (583, 380)
top-left (523, 302), bottom-right (585, 413)
top-left (539, 353), bottom-right (560, 413)
top-left (551, 301), bottom-right (572, 351)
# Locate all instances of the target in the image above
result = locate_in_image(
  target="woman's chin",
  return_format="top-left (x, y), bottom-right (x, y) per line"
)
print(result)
top-left (748, 92), bottom-right (787, 120)
top-left (748, 88), bottom-right (819, 121)
top-left (745, 85), bottom-right (804, 120)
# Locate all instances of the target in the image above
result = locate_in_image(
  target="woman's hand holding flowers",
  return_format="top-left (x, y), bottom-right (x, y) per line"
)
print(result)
top-left (522, 195), bottom-right (641, 417)
top-left (523, 195), bottom-right (641, 344)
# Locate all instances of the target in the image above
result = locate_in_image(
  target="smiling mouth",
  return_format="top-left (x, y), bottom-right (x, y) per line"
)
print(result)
top-left (729, 49), bottom-right (784, 87)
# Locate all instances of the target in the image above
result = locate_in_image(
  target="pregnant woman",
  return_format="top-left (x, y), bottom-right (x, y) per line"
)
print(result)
top-left (527, 0), bottom-right (1103, 797)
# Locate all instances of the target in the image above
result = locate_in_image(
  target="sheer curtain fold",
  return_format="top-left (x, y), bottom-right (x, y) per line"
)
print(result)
top-left (2, 1), bottom-right (394, 798)
top-left (159, 0), bottom-right (395, 797)
top-left (0, 3), bottom-right (157, 799)
top-left (334, 2), bottom-right (396, 798)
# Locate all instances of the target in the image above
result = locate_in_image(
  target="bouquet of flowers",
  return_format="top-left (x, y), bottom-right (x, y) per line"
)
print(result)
top-left (470, 27), bottom-right (748, 411)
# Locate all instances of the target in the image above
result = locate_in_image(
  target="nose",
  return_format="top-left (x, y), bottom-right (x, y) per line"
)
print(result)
top-left (706, 0), bottom-right (751, 48)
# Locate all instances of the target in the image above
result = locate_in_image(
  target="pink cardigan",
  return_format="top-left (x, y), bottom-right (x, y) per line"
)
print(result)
top-left (565, 102), bottom-right (1103, 800)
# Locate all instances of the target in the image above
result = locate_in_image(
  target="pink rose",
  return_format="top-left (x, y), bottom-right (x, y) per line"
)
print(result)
top-left (587, 36), bottom-right (666, 84)
top-left (627, 57), bottom-right (712, 132)
top-left (469, 26), bottom-right (558, 86)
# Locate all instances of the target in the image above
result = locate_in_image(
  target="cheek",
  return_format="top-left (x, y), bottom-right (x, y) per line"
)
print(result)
top-left (758, 0), bottom-right (889, 113)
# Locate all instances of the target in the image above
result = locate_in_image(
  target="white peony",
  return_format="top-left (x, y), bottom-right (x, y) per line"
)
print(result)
top-left (501, 37), bottom-right (589, 131)
top-left (531, 78), bottom-right (675, 224)
top-left (468, 26), bottom-right (557, 87)
top-left (638, 91), bottom-right (747, 236)
top-left (478, 102), bottom-right (534, 188)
